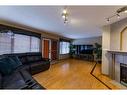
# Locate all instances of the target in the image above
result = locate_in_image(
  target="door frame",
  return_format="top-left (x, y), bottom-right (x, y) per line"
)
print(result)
top-left (42, 38), bottom-right (51, 59)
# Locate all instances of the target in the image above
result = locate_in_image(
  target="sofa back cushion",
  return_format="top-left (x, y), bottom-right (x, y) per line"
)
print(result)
top-left (27, 55), bottom-right (42, 63)
top-left (3, 52), bottom-right (43, 65)
top-left (26, 53), bottom-right (42, 63)
top-left (9, 56), bottom-right (22, 69)
top-left (4, 53), bottom-right (28, 65)
top-left (27, 55), bottom-right (36, 63)
top-left (35, 55), bottom-right (43, 61)
top-left (18, 56), bottom-right (28, 65)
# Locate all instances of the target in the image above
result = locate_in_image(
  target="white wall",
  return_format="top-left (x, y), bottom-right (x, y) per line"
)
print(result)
top-left (72, 36), bottom-right (102, 46)
top-left (102, 17), bottom-right (127, 76)
top-left (110, 18), bottom-right (127, 51)
top-left (102, 25), bottom-right (111, 75)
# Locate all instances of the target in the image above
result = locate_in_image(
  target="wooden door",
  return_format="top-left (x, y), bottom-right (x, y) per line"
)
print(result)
top-left (51, 40), bottom-right (58, 60)
top-left (43, 39), bottom-right (50, 59)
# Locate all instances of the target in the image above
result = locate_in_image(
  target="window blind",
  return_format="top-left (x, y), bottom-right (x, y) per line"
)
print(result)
top-left (14, 34), bottom-right (30, 53)
top-left (0, 28), bottom-right (41, 55)
top-left (31, 36), bottom-right (40, 52)
top-left (0, 33), bottom-right (12, 55)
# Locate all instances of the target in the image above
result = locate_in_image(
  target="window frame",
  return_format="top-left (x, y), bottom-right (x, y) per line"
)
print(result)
top-left (0, 32), bottom-right (41, 55)
top-left (59, 41), bottom-right (70, 54)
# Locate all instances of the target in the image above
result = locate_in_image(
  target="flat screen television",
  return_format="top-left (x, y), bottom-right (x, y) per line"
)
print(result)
top-left (74, 45), bottom-right (94, 55)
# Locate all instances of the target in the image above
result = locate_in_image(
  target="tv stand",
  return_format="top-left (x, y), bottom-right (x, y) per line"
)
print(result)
top-left (72, 44), bottom-right (94, 61)
top-left (74, 54), bottom-right (94, 62)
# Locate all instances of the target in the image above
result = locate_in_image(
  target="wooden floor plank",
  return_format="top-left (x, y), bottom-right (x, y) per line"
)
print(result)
top-left (33, 59), bottom-right (123, 89)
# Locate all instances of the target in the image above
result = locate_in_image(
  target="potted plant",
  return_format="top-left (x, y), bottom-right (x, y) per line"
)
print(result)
top-left (69, 44), bottom-right (76, 58)
top-left (94, 43), bottom-right (102, 63)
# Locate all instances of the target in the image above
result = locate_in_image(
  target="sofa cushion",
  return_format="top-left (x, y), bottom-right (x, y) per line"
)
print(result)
top-left (20, 70), bottom-right (33, 82)
top-left (27, 56), bottom-right (36, 63)
top-left (18, 56), bottom-right (28, 65)
top-left (15, 65), bottom-right (30, 73)
top-left (30, 61), bottom-right (50, 75)
top-left (34, 55), bottom-right (42, 61)
top-left (9, 56), bottom-right (22, 70)
top-left (0, 57), bottom-right (16, 75)
top-left (4, 79), bottom-right (27, 89)
top-left (2, 71), bottom-right (24, 88)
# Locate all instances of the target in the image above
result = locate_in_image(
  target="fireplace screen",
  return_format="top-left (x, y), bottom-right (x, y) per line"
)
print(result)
top-left (120, 63), bottom-right (127, 86)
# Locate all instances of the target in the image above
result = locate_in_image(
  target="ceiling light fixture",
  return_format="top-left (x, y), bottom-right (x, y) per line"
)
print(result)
top-left (117, 6), bottom-right (127, 13)
top-left (63, 9), bottom-right (67, 14)
top-left (107, 18), bottom-right (110, 23)
top-left (117, 14), bottom-right (120, 19)
top-left (62, 7), bottom-right (68, 24)
top-left (106, 6), bottom-right (127, 23)
top-left (124, 10), bottom-right (127, 13)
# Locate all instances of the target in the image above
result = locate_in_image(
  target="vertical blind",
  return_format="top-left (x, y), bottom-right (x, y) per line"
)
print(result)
top-left (0, 33), bottom-right (41, 55)
top-left (0, 33), bottom-right (12, 55)
top-left (14, 34), bottom-right (31, 53)
top-left (60, 42), bottom-right (70, 54)
top-left (31, 36), bottom-right (40, 52)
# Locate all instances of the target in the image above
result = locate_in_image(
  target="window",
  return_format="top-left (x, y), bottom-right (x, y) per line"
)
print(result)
top-left (0, 33), bottom-right (41, 55)
top-left (60, 42), bottom-right (70, 54)
top-left (14, 34), bottom-right (40, 53)
top-left (14, 34), bottom-right (31, 53)
top-left (0, 33), bottom-right (12, 55)
top-left (31, 37), bottom-right (40, 52)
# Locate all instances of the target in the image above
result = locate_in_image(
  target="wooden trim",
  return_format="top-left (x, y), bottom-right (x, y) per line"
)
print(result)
top-left (120, 32), bottom-right (122, 50)
top-left (41, 36), bottom-right (59, 41)
top-left (90, 62), bottom-right (111, 89)
top-left (0, 24), bottom-right (41, 38)
top-left (120, 26), bottom-right (127, 50)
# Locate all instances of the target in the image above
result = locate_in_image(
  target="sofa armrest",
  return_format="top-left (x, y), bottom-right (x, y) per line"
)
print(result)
top-left (4, 80), bottom-right (27, 89)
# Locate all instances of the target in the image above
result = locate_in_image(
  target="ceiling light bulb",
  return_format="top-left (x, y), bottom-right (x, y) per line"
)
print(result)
top-left (124, 10), bottom-right (127, 13)
top-left (63, 9), bottom-right (67, 14)
top-left (106, 18), bottom-right (110, 23)
top-left (65, 20), bottom-right (68, 23)
top-left (117, 14), bottom-right (120, 19)
top-left (64, 19), bottom-right (68, 23)
top-left (62, 15), bottom-right (66, 19)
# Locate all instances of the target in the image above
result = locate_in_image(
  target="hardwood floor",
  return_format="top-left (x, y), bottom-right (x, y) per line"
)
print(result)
top-left (92, 63), bottom-right (126, 89)
top-left (33, 59), bottom-right (125, 89)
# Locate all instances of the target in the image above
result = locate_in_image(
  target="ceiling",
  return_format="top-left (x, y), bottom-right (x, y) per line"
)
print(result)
top-left (0, 6), bottom-right (126, 39)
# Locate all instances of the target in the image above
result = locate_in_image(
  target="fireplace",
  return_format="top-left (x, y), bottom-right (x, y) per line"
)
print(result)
top-left (108, 50), bottom-right (127, 87)
top-left (120, 63), bottom-right (127, 86)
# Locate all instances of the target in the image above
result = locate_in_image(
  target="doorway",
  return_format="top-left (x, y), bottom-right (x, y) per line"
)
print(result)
top-left (51, 40), bottom-right (58, 61)
top-left (42, 38), bottom-right (58, 61)
top-left (42, 38), bottom-right (51, 59)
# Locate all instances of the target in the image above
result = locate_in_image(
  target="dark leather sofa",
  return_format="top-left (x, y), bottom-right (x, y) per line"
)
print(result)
top-left (0, 52), bottom-right (50, 89)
